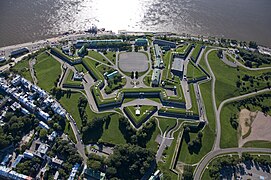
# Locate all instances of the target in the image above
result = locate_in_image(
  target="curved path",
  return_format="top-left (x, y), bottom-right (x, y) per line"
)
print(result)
top-left (194, 147), bottom-right (271, 180)
top-left (228, 53), bottom-right (271, 71)
top-left (193, 47), bottom-right (271, 179)
top-left (203, 48), bottom-right (219, 150)
top-left (215, 88), bottom-right (271, 147)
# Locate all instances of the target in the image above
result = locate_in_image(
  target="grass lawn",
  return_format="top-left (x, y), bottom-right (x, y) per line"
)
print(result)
top-left (104, 51), bottom-right (116, 64)
top-left (162, 51), bottom-right (172, 80)
top-left (74, 63), bottom-right (88, 73)
top-left (97, 64), bottom-right (115, 75)
top-left (100, 113), bottom-right (126, 145)
top-left (146, 118), bottom-right (161, 152)
top-left (177, 81), bottom-right (216, 164)
top-left (191, 44), bottom-right (202, 61)
top-left (207, 50), bottom-right (271, 107)
top-left (143, 70), bottom-right (153, 87)
top-left (12, 59), bottom-right (33, 82)
top-left (220, 103), bottom-right (239, 148)
top-left (226, 54), bottom-right (235, 63)
top-left (178, 125), bottom-right (214, 164)
top-left (202, 169), bottom-right (211, 180)
top-left (124, 105), bottom-right (157, 124)
top-left (243, 141), bottom-right (271, 148)
top-left (59, 92), bottom-right (125, 145)
top-left (59, 92), bottom-right (84, 129)
top-left (156, 117), bottom-right (177, 133)
top-left (187, 61), bottom-right (206, 81)
top-left (88, 50), bottom-right (109, 64)
top-left (176, 44), bottom-right (189, 53)
top-left (189, 84), bottom-right (199, 114)
top-left (35, 52), bottom-right (61, 92)
top-left (198, 46), bottom-right (211, 70)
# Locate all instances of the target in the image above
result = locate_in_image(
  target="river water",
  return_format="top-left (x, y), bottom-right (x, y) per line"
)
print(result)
top-left (0, 0), bottom-right (271, 47)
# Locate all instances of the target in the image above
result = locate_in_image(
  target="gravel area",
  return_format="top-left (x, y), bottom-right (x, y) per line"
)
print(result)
top-left (119, 52), bottom-right (148, 72)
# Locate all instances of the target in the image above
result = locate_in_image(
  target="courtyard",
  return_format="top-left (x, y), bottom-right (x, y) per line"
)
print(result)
top-left (118, 52), bottom-right (149, 73)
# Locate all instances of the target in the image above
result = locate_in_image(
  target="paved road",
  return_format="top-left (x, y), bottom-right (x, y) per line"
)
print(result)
top-left (228, 53), bottom-right (271, 71)
top-left (66, 114), bottom-right (87, 165)
top-left (29, 58), bottom-right (38, 85)
top-left (204, 48), bottom-right (271, 151)
top-left (193, 48), bottom-right (271, 179)
top-left (156, 119), bottom-right (180, 161)
top-left (193, 148), bottom-right (271, 180)
top-left (203, 48), bottom-right (220, 150)
top-left (221, 51), bottom-right (237, 67)
top-left (193, 83), bottom-right (206, 122)
top-left (182, 47), bottom-right (194, 110)
top-left (216, 88), bottom-right (271, 147)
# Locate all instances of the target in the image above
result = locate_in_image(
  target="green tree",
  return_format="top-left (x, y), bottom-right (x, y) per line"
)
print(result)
top-left (39, 129), bottom-right (48, 139)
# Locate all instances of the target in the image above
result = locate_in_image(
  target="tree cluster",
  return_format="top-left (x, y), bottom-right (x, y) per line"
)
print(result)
top-left (239, 49), bottom-right (271, 68)
top-left (82, 115), bottom-right (111, 143)
top-left (236, 71), bottom-right (271, 94)
top-left (233, 93), bottom-right (271, 114)
top-left (0, 112), bottom-right (38, 150)
top-left (208, 156), bottom-right (240, 179)
top-left (16, 157), bottom-right (42, 177)
top-left (183, 123), bottom-right (205, 155)
top-left (106, 144), bottom-right (155, 179)
top-left (105, 74), bottom-right (124, 94)
top-left (119, 116), bottom-right (156, 147)
top-left (78, 96), bottom-right (88, 126)
top-left (87, 153), bottom-right (106, 172)
top-left (49, 138), bottom-right (83, 178)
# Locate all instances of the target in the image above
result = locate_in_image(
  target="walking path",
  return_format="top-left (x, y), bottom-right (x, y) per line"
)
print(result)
top-left (193, 47), bottom-right (271, 179)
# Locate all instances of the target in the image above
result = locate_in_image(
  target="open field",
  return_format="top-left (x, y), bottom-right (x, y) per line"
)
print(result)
top-left (207, 50), bottom-right (271, 107)
top-left (104, 51), bottom-right (116, 64)
top-left (35, 52), bottom-right (61, 91)
top-left (187, 61), bottom-right (206, 81)
top-left (59, 92), bottom-right (125, 145)
top-left (88, 50), bottom-right (108, 64)
top-left (100, 113), bottom-right (126, 145)
top-left (176, 81), bottom-right (216, 164)
top-left (239, 109), bottom-right (256, 138)
top-left (191, 44), bottom-right (202, 61)
top-left (176, 44), bottom-right (189, 53)
top-left (220, 103), bottom-right (239, 148)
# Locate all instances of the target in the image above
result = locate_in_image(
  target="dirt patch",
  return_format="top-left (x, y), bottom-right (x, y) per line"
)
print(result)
top-left (239, 109), bottom-right (257, 138)
top-left (239, 109), bottom-right (271, 147)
